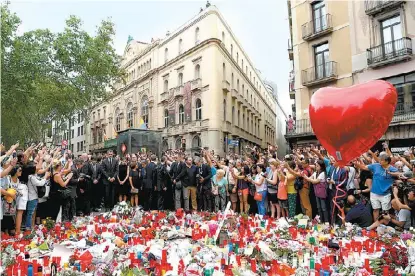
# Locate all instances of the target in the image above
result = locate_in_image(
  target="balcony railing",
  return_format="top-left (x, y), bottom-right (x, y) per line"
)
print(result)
top-left (288, 39), bottom-right (293, 60)
top-left (301, 61), bottom-right (337, 86)
top-left (302, 14), bottom-right (333, 41)
top-left (286, 103), bottom-right (415, 137)
top-left (191, 78), bottom-right (202, 91)
top-left (364, 0), bottom-right (405, 16)
top-left (367, 37), bottom-right (412, 67)
top-left (222, 80), bottom-right (230, 93)
top-left (392, 102), bottom-right (415, 123)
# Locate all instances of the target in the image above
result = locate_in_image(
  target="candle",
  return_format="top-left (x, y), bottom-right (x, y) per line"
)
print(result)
top-left (383, 265), bottom-right (389, 276)
top-left (162, 249), bottom-right (167, 264)
top-left (250, 259), bottom-right (257, 273)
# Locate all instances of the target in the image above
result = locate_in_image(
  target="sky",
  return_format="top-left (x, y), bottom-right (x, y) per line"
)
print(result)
top-left (9, 0), bottom-right (292, 115)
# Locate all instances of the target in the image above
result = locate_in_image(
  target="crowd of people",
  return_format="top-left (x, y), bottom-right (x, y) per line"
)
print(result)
top-left (1, 141), bottom-right (415, 237)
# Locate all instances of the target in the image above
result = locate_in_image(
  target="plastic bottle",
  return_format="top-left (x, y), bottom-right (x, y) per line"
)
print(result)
top-left (27, 264), bottom-right (33, 276)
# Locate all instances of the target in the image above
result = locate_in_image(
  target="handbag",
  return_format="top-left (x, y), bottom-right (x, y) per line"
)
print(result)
top-left (131, 188), bottom-right (139, 194)
top-left (58, 188), bottom-right (71, 199)
top-left (314, 180), bottom-right (327, 199)
top-left (254, 192), bottom-right (263, 201)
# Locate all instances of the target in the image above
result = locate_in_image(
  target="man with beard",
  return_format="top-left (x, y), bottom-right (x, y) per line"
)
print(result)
top-left (76, 153), bottom-right (94, 216)
top-left (173, 153), bottom-right (187, 210)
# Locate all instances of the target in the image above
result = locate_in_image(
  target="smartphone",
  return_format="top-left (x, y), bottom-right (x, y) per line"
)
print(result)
top-left (12, 151), bottom-right (17, 158)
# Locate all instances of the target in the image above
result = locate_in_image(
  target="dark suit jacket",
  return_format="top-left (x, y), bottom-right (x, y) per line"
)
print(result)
top-left (92, 162), bottom-right (102, 183)
top-left (101, 158), bottom-right (119, 184)
top-left (156, 163), bottom-right (168, 191)
top-left (143, 162), bottom-right (157, 189)
top-left (69, 166), bottom-right (81, 198)
top-left (169, 161), bottom-right (178, 179)
top-left (198, 163), bottom-right (212, 190)
top-left (175, 161), bottom-right (187, 182)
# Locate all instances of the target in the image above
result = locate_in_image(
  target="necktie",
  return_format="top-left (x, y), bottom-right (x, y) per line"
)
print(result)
top-left (110, 158), bottom-right (112, 166)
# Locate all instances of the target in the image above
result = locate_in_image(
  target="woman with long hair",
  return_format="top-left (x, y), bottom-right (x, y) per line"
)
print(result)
top-left (11, 165), bottom-right (27, 235)
top-left (117, 158), bottom-right (130, 203)
top-left (212, 169), bottom-right (228, 212)
top-left (249, 164), bottom-right (267, 216)
top-left (26, 165), bottom-right (47, 230)
top-left (231, 162), bottom-right (249, 213)
top-left (302, 159), bottom-right (329, 223)
top-left (129, 161), bottom-right (140, 207)
top-left (266, 161), bottom-right (280, 218)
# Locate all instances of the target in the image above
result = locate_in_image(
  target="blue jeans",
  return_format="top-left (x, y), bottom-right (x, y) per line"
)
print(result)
top-left (25, 199), bottom-right (38, 229)
top-left (256, 190), bottom-right (267, 216)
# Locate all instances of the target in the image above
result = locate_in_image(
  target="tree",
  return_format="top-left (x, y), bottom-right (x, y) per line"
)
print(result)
top-left (1, 4), bottom-right (124, 146)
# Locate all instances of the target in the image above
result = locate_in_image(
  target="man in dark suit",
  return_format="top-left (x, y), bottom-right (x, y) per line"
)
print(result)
top-left (173, 153), bottom-right (187, 210)
top-left (156, 156), bottom-right (169, 210)
top-left (194, 156), bottom-right (212, 211)
top-left (101, 150), bottom-right (119, 210)
top-left (91, 156), bottom-right (103, 211)
top-left (142, 155), bottom-right (158, 211)
top-left (77, 153), bottom-right (94, 216)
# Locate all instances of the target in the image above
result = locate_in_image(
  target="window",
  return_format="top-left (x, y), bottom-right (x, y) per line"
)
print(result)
top-left (222, 63), bottom-right (226, 80)
top-left (231, 44), bottom-right (233, 57)
top-left (77, 127), bottom-right (80, 137)
top-left (236, 52), bottom-right (239, 64)
top-left (312, 1), bottom-right (327, 33)
top-left (251, 95), bottom-right (253, 104)
top-left (164, 48), bottom-right (169, 62)
top-left (178, 73), bottom-right (183, 86)
top-left (179, 104), bottom-right (184, 124)
top-left (71, 129), bottom-right (74, 139)
top-left (231, 73), bottom-right (234, 88)
top-left (141, 96), bottom-right (149, 126)
top-left (98, 128), bottom-right (103, 142)
top-left (221, 31), bottom-right (225, 43)
top-left (164, 109), bottom-right (169, 128)
top-left (77, 142), bottom-right (79, 152)
top-left (78, 113), bottom-right (81, 122)
top-left (127, 102), bottom-right (133, 128)
top-left (223, 99), bottom-right (227, 121)
top-left (195, 27), bottom-right (200, 45)
top-left (243, 114), bottom-right (245, 129)
top-left (81, 126), bottom-right (84, 135)
top-left (196, 99), bottom-right (202, 120)
top-left (237, 79), bottom-right (240, 92)
top-left (80, 141), bottom-right (83, 152)
top-left (192, 135), bottom-right (201, 148)
top-left (232, 106), bottom-right (235, 124)
top-left (149, 59), bottom-right (152, 69)
top-left (242, 84), bottom-right (245, 96)
top-left (314, 43), bottom-right (329, 79)
top-left (164, 80), bottom-right (169, 92)
top-left (175, 138), bottom-right (182, 149)
top-left (242, 59), bottom-right (244, 69)
top-left (246, 66), bottom-right (248, 74)
top-left (381, 15), bottom-right (402, 56)
top-left (194, 64), bottom-right (200, 79)
top-left (178, 39), bottom-right (183, 54)
top-left (115, 108), bottom-right (121, 132)
top-left (237, 110), bottom-right (240, 126)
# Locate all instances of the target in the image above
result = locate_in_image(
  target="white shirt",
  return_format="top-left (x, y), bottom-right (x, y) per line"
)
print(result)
top-left (346, 166), bottom-right (356, 191)
top-left (255, 174), bottom-right (267, 192)
top-left (28, 175), bottom-right (46, 201)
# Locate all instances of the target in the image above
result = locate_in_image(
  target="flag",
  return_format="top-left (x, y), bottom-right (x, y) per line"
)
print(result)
top-left (113, 127), bottom-right (118, 138)
top-left (103, 129), bottom-right (108, 141)
top-left (138, 117), bottom-right (148, 130)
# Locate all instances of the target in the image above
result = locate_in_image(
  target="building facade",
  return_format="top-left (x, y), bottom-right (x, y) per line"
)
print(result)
top-left (51, 111), bottom-right (86, 157)
top-left (349, 0), bottom-right (415, 150)
top-left (285, 0), bottom-right (354, 148)
top-left (88, 6), bottom-right (277, 156)
top-left (285, 0), bottom-right (415, 150)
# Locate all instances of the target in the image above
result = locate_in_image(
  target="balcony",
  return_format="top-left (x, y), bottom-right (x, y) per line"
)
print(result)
top-left (231, 89), bottom-right (238, 100)
top-left (174, 86), bottom-right (184, 98)
top-left (364, 0), bottom-right (405, 16)
top-left (222, 80), bottom-right (230, 93)
top-left (289, 78), bottom-right (295, 100)
top-left (222, 121), bottom-right (232, 133)
top-left (160, 91), bottom-right (169, 103)
top-left (391, 102), bottom-right (415, 124)
top-left (285, 119), bottom-right (314, 137)
top-left (302, 14), bottom-right (333, 41)
top-left (191, 78), bottom-right (202, 92)
top-left (288, 39), bottom-right (293, 60)
top-left (367, 37), bottom-right (412, 68)
top-left (301, 61), bottom-right (337, 87)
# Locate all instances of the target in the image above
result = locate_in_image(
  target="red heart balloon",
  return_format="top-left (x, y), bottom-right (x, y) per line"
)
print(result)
top-left (309, 80), bottom-right (397, 166)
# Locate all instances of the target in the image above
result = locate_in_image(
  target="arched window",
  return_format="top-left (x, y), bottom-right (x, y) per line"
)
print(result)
top-left (175, 138), bottom-right (182, 149)
top-left (149, 59), bottom-right (151, 69)
top-left (195, 27), bottom-right (200, 45)
top-left (178, 38), bottom-right (183, 54)
top-left (231, 73), bottom-right (234, 88)
top-left (178, 73), bottom-right (183, 86)
top-left (164, 109), bottom-right (169, 128)
top-left (164, 80), bottom-right (168, 92)
top-left (164, 48), bottom-right (169, 62)
top-left (251, 95), bottom-right (253, 104)
top-left (231, 44), bottom-right (233, 57)
top-left (192, 135), bottom-right (201, 148)
top-left (237, 110), bottom-right (240, 126)
top-left (141, 96), bottom-right (149, 126)
top-left (251, 119), bottom-right (253, 134)
top-left (242, 84), bottom-right (244, 95)
top-left (232, 106), bottom-right (235, 124)
top-left (222, 63), bottom-right (226, 80)
top-left (179, 104), bottom-right (184, 124)
top-left (115, 108), bottom-right (121, 132)
top-left (236, 52), bottom-right (239, 64)
top-left (242, 114), bottom-right (245, 129)
top-left (237, 79), bottom-right (240, 92)
top-left (221, 31), bottom-right (225, 43)
top-left (127, 102), bottom-right (133, 128)
top-left (196, 99), bottom-right (202, 120)
top-left (162, 140), bottom-right (168, 151)
top-left (194, 64), bottom-right (200, 79)
top-left (223, 99), bottom-right (227, 121)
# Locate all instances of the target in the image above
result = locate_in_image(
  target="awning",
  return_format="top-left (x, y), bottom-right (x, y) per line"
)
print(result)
top-left (104, 139), bottom-right (117, 149)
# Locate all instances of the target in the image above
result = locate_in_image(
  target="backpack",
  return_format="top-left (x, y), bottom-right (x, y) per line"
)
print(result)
top-left (294, 176), bottom-right (304, 190)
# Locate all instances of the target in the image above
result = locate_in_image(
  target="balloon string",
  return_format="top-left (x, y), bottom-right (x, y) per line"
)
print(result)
top-left (331, 182), bottom-right (347, 224)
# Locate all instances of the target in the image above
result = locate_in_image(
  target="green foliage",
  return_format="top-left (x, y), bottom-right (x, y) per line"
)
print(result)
top-left (1, 5), bottom-right (124, 146)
